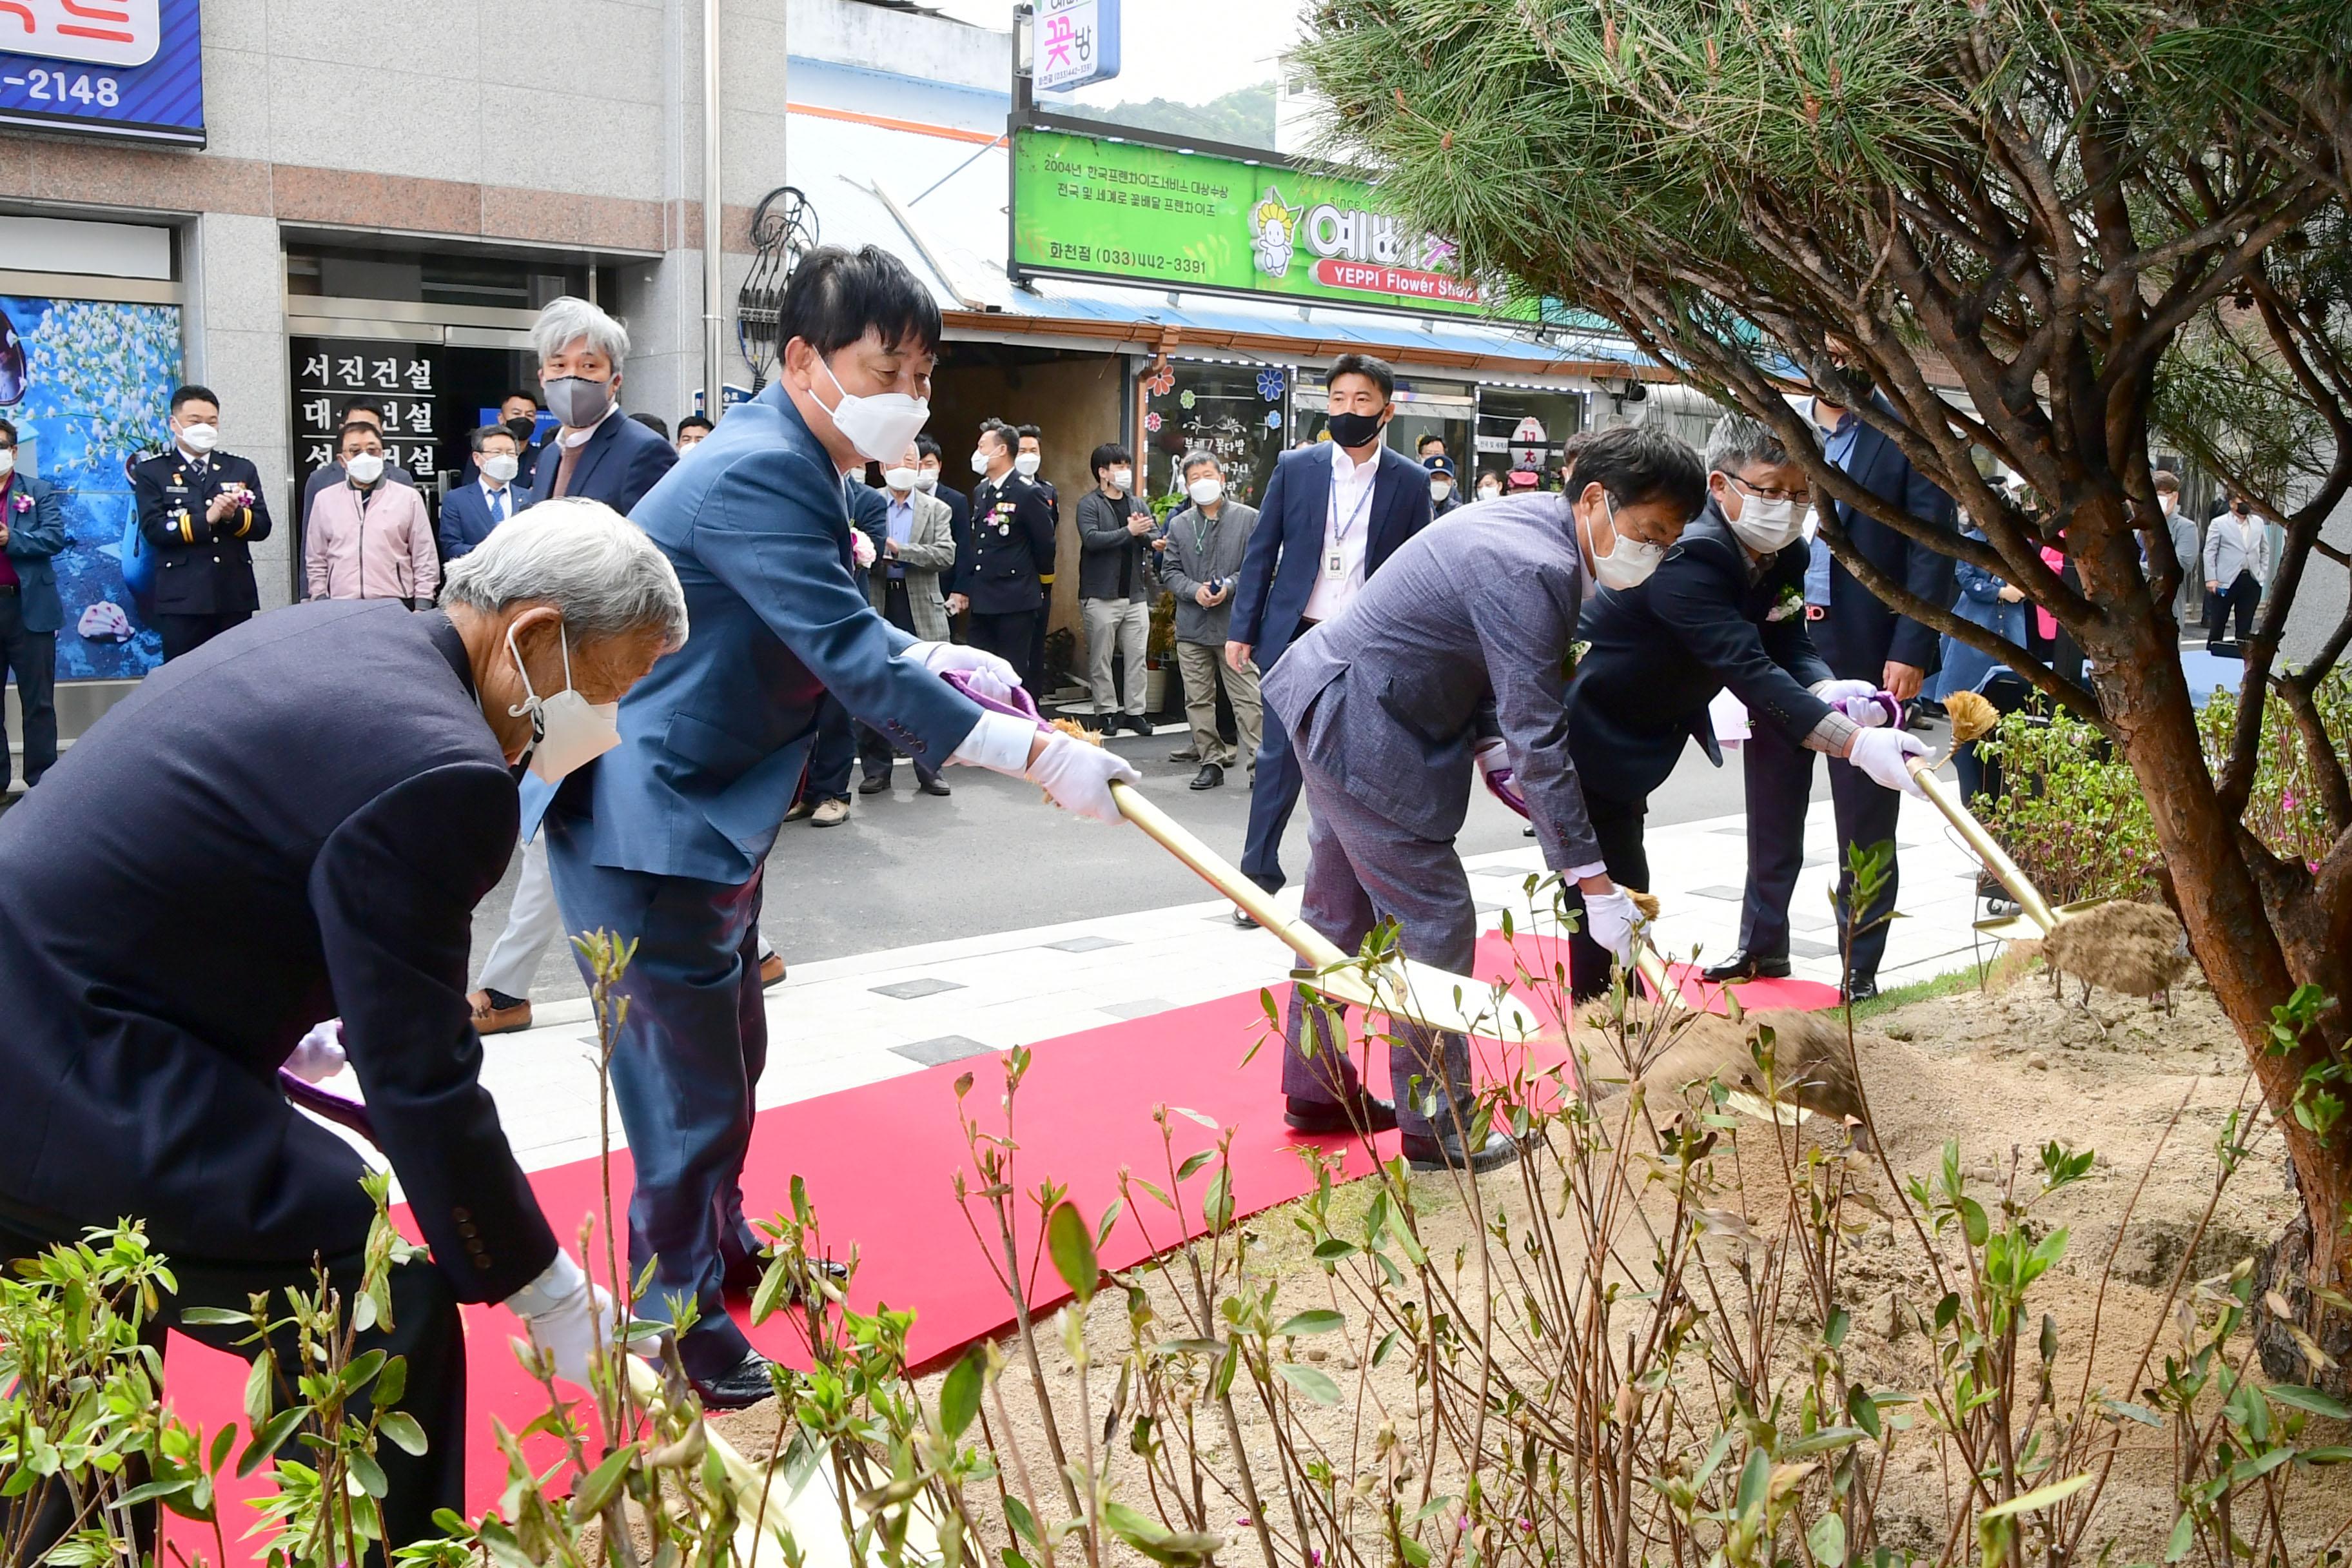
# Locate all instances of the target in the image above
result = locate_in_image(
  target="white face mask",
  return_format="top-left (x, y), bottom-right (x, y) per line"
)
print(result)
top-left (1187, 476), bottom-right (1224, 508)
top-left (1476, 482), bottom-right (1501, 502)
top-left (0, 450), bottom-right (13, 479)
top-left (971, 449), bottom-right (992, 476)
top-left (1107, 466), bottom-right (1132, 493)
top-left (179, 421), bottom-right (220, 454)
top-left (883, 466), bottom-right (920, 493)
top-left (482, 452), bottom-right (520, 485)
top-left (1014, 451), bottom-right (1043, 478)
top-left (504, 621), bottom-right (622, 784)
top-left (812, 355), bottom-right (930, 464)
top-left (914, 467), bottom-right (939, 492)
top-left (1588, 493), bottom-right (1668, 591)
top-left (1725, 487), bottom-right (1807, 553)
top-left (1429, 479), bottom-right (1453, 504)
top-left (345, 451), bottom-right (386, 486)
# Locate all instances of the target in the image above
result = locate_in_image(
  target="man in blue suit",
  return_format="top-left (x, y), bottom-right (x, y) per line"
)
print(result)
top-left (438, 423), bottom-right (531, 562)
top-left (466, 299), bottom-right (679, 1037)
top-left (1707, 381), bottom-right (1955, 999)
top-left (534, 246), bottom-right (1137, 1406)
top-left (1224, 353), bottom-right (1433, 923)
top-left (0, 418), bottom-right (66, 789)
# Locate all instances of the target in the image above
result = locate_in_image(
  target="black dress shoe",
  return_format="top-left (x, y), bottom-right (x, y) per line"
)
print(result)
top-left (918, 775), bottom-right (952, 796)
top-left (857, 772), bottom-right (890, 795)
top-left (1190, 762), bottom-right (1224, 791)
top-left (1283, 1092), bottom-right (1397, 1135)
top-left (685, 1347), bottom-right (777, 1411)
top-left (1400, 1126), bottom-right (1522, 1173)
top-left (1841, 977), bottom-right (1881, 1004)
top-left (1232, 906), bottom-right (1259, 928)
top-left (1701, 948), bottom-right (1791, 983)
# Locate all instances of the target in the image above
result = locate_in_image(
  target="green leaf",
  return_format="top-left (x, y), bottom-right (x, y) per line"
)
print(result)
top-left (237, 1409), bottom-right (304, 1478)
top-left (1004, 1493), bottom-right (1039, 1545)
top-left (1101, 1500), bottom-right (1171, 1545)
top-left (1095, 1199), bottom-right (1123, 1250)
top-left (243, 1355), bottom-right (275, 1427)
top-left (940, 1344), bottom-right (986, 1440)
top-left (1371, 1329), bottom-right (1402, 1367)
top-left (1808, 1512), bottom-right (1848, 1568)
top-left (377, 1411), bottom-right (428, 1458)
top-left (2263, 1384), bottom-right (2352, 1420)
top-left (749, 1256), bottom-right (792, 1326)
top-left (340, 1348), bottom-right (388, 1396)
top-left (569, 1444), bottom-right (640, 1524)
top-left (1045, 1200), bottom-right (1101, 1306)
top-left (1409, 1495), bottom-right (1458, 1525)
top-left (2164, 1510), bottom-right (2197, 1562)
top-left (1824, 1308), bottom-right (1850, 1348)
top-left (179, 1307), bottom-right (251, 1328)
top-left (1313, 1239), bottom-right (1359, 1262)
top-left (1399, 1535), bottom-right (1431, 1568)
top-left (1846, 1385), bottom-right (1881, 1440)
top-left (1276, 1309), bottom-right (1346, 1337)
top-left (349, 1448), bottom-right (389, 1500)
top-left (208, 1424), bottom-right (237, 1475)
top-left (1275, 1360), bottom-right (1341, 1405)
top-left (373, 1355), bottom-right (407, 1409)
top-left (2298, 1446), bottom-right (2352, 1464)
top-left (1176, 1151), bottom-right (1215, 1181)
top-left (1734, 1449), bottom-right (1769, 1516)
top-left (1982, 1473), bottom-right (2092, 1518)
top-left (1783, 1426), bottom-right (1867, 1456)
top-left (115, 1477), bottom-right (197, 1509)
top-left (1959, 1197), bottom-right (1990, 1248)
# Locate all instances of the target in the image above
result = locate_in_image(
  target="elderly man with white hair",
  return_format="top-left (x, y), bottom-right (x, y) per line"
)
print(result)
top-left (467, 295), bottom-right (679, 1035)
top-left (0, 499), bottom-right (685, 1556)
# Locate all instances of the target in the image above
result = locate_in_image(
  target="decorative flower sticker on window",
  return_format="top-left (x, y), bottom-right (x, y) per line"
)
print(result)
top-left (1257, 368), bottom-right (1286, 401)
top-left (1266, 409), bottom-right (1284, 430)
top-left (1144, 364), bottom-right (1177, 398)
top-left (1144, 411), bottom-right (1163, 433)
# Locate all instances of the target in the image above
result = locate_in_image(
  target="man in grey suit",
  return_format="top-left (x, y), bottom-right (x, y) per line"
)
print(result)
top-left (1155, 449), bottom-right (1262, 790)
top-left (1260, 424), bottom-right (1707, 1171)
top-left (859, 440), bottom-right (961, 796)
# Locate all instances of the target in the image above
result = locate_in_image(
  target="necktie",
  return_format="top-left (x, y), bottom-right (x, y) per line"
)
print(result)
top-left (492, 488), bottom-right (507, 524)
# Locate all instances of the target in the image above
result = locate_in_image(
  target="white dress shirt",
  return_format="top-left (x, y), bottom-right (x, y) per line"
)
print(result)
top-left (478, 478), bottom-right (516, 524)
top-left (1302, 442), bottom-right (1379, 623)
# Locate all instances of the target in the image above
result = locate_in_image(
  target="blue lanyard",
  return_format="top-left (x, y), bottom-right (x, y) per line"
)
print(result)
top-left (1328, 460), bottom-right (1375, 543)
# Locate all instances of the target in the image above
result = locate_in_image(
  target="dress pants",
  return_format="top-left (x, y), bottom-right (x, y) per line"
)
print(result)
top-left (0, 1220), bottom-right (465, 1562)
top-left (475, 837), bottom-right (562, 999)
top-left (966, 608), bottom-right (1039, 693)
top-left (803, 693), bottom-right (856, 804)
top-left (860, 582), bottom-right (940, 785)
top-left (1240, 622), bottom-right (1313, 892)
top-left (1560, 793), bottom-right (1652, 1001)
top-left (0, 593), bottom-right (57, 786)
top-left (545, 820), bottom-right (769, 1362)
top-left (157, 609), bottom-right (251, 662)
top-left (1175, 640), bottom-right (1260, 771)
top-left (1081, 596), bottom-right (1152, 716)
top-left (1280, 760), bottom-right (1475, 1141)
top-left (2207, 571), bottom-right (2259, 649)
top-left (1736, 722), bottom-right (1902, 983)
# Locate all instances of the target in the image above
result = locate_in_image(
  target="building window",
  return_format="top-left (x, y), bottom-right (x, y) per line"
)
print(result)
top-left (1474, 387), bottom-right (1589, 491)
top-left (1143, 360), bottom-right (1288, 509)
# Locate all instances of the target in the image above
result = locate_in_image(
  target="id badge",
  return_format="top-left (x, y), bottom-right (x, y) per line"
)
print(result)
top-left (1323, 548), bottom-right (1346, 580)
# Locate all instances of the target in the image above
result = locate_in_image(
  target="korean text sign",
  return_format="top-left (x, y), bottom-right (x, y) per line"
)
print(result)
top-left (0, 0), bottom-right (204, 144)
top-left (1011, 126), bottom-right (1531, 321)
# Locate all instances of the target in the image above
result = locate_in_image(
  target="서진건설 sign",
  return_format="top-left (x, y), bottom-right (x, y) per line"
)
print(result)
top-left (0, 0), bottom-right (205, 145)
top-left (1011, 124), bottom-right (1529, 321)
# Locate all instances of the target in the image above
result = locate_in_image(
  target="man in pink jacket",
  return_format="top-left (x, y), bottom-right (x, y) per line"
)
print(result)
top-left (306, 422), bottom-right (439, 605)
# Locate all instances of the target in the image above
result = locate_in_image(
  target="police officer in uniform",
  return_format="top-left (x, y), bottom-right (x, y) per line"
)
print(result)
top-left (960, 418), bottom-right (1058, 691)
top-left (132, 384), bottom-right (273, 661)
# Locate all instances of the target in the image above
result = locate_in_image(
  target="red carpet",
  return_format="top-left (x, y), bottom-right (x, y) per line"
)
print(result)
top-left (162, 930), bottom-right (1835, 1553)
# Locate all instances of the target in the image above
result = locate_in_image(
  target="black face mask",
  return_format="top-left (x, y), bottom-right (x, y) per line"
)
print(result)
top-left (505, 415), bottom-right (538, 444)
top-left (1326, 409), bottom-right (1386, 449)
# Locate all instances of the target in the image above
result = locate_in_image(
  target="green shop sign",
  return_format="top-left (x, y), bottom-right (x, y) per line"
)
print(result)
top-left (1010, 124), bottom-right (1532, 321)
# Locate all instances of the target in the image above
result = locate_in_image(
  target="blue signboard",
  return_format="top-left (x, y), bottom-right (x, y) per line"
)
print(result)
top-left (0, 0), bottom-right (205, 146)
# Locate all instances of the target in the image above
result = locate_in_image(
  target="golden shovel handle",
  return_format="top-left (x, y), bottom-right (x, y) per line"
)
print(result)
top-left (1905, 757), bottom-right (2059, 934)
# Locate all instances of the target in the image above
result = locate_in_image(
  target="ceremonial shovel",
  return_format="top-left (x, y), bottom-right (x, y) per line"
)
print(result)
top-left (944, 672), bottom-right (1553, 1043)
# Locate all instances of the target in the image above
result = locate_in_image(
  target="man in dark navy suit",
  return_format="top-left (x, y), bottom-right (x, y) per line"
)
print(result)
top-left (1709, 384), bottom-right (1955, 999)
top-left (1224, 353), bottom-right (1433, 921)
top-left (1566, 412), bottom-right (1929, 995)
top-left (0, 417), bottom-right (66, 788)
top-left (130, 384), bottom-right (273, 661)
top-left (438, 422), bottom-right (531, 561)
top-left (0, 505), bottom-right (685, 1554)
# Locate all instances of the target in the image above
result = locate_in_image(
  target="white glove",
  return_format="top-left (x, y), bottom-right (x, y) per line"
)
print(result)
top-left (913, 640), bottom-right (1023, 703)
top-left (285, 1018), bottom-right (346, 1084)
top-left (507, 1252), bottom-right (616, 1390)
top-left (1023, 729), bottom-right (1141, 824)
top-left (850, 529), bottom-right (877, 571)
top-left (1816, 678), bottom-right (1877, 703)
top-left (1817, 678), bottom-right (1895, 727)
top-left (1582, 886), bottom-right (1645, 965)
top-left (1847, 727), bottom-right (1930, 796)
top-left (1473, 736), bottom-right (1509, 778)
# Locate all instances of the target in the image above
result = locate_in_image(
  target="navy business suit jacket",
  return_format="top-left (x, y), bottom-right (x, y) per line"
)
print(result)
top-left (1566, 504), bottom-right (1834, 803)
top-left (2, 472), bottom-right (68, 634)
top-left (1815, 402), bottom-right (1957, 676)
top-left (526, 407), bottom-right (678, 513)
top-left (1227, 440), bottom-right (1433, 669)
top-left (438, 479), bottom-right (530, 561)
top-left (527, 382), bottom-right (984, 885)
top-left (0, 603), bottom-right (554, 1301)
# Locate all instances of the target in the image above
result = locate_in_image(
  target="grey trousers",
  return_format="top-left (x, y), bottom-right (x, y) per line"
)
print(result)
top-left (1281, 757), bottom-right (1478, 1141)
top-left (1175, 640), bottom-right (1262, 771)
top-left (1082, 596), bottom-right (1152, 714)
top-left (475, 836), bottom-right (561, 999)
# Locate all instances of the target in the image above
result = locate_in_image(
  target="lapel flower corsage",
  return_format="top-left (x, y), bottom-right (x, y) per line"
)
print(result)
top-left (9, 493), bottom-right (30, 517)
top-left (1564, 639), bottom-right (1591, 678)
top-left (1767, 582), bottom-right (1805, 622)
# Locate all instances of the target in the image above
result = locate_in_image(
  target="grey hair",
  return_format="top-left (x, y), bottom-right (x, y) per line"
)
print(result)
top-left (440, 497), bottom-right (687, 649)
top-left (1704, 410), bottom-right (1810, 478)
top-left (1178, 448), bottom-right (1224, 480)
top-left (532, 295), bottom-right (630, 373)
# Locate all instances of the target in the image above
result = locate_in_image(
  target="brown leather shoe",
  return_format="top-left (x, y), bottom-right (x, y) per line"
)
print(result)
top-left (467, 989), bottom-right (533, 1035)
top-left (759, 951), bottom-right (786, 988)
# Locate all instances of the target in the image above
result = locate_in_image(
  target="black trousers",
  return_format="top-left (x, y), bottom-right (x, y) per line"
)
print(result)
top-left (0, 1221), bottom-right (467, 1561)
top-left (2207, 572), bottom-right (2259, 649)
top-left (157, 609), bottom-right (251, 662)
top-left (966, 609), bottom-right (1039, 692)
top-left (859, 582), bottom-right (939, 785)
top-left (0, 591), bottom-right (57, 786)
top-left (1561, 794), bottom-right (1653, 1001)
top-left (1737, 722), bottom-right (1903, 983)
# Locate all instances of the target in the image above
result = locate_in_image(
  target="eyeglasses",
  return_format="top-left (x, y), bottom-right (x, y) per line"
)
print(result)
top-left (1729, 475), bottom-right (1810, 505)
